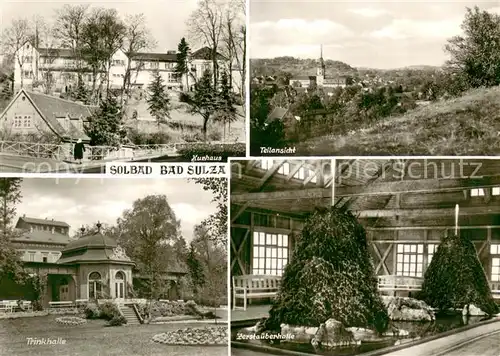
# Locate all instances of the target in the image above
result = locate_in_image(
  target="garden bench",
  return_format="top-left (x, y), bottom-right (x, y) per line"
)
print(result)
top-left (0, 301), bottom-right (15, 312)
top-left (232, 275), bottom-right (281, 311)
top-left (21, 301), bottom-right (32, 312)
top-left (378, 275), bottom-right (423, 295)
top-left (49, 301), bottom-right (74, 308)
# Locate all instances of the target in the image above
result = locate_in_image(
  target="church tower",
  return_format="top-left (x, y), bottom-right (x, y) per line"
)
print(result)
top-left (316, 44), bottom-right (325, 86)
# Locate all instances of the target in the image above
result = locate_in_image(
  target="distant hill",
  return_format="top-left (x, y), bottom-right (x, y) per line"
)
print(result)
top-left (250, 57), bottom-right (358, 78)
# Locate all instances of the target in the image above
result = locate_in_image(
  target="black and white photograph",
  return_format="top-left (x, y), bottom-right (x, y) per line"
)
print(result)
top-left (0, 177), bottom-right (228, 356)
top-left (0, 0), bottom-right (245, 173)
top-left (249, 1), bottom-right (500, 156)
top-left (230, 158), bottom-right (500, 356)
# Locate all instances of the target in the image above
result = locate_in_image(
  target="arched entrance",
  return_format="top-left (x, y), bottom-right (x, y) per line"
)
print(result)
top-left (114, 271), bottom-right (125, 299)
top-left (88, 272), bottom-right (102, 300)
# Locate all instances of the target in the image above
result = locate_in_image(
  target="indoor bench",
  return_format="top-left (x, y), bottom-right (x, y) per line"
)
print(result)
top-left (378, 275), bottom-right (423, 296)
top-left (232, 275), bottom-right (281, 311)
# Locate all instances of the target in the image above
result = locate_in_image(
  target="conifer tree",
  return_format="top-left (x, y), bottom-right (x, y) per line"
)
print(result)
top-left (85, 96), bottom-right (127, 146)
top-left (217, 70), bottom-right (237, 140)
top-left (175, 37), bottom-right (190, 91)
top-left (187, 69), bottom-right (219, 140)
top-left (146, 71), bottom-right (171, 127)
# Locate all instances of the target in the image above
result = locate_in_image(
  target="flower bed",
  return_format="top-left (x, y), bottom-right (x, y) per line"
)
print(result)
top-left (152, 326), bottom-right (227, 345)
top-left (48, 308), bottom-right (79, 315)
top-left (55, 316), bottom-right (87, 326)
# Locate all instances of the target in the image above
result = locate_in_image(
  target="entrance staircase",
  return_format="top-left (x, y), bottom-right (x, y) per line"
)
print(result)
top-left (119, 304), bottom-right (141, 325)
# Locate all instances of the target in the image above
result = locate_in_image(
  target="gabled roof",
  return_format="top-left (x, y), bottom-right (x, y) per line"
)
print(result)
top-left (191, 47), bottom-right (227, 61)
top-left (0, 89), bottom-right (91, 142)
top-left (17, 216), bottom-right (70, 228)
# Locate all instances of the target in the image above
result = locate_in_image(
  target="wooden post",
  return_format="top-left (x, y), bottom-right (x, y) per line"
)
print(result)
top-left (331, 158), bottom-right (336, 206)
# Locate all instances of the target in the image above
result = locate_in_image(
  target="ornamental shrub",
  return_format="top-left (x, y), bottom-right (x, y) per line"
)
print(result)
top-left (264, 207), bottom-right (389, 333)
top-left (419, 234), bottom-right (499, 315)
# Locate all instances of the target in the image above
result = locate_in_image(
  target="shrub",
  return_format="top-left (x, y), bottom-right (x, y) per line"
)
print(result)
top-left (419, 234), bottom-right (499, 315)
top-left (84, 303), bottom-right (100, 319)
top-left (176, 142), bottom-right (245, 162)
top-left (98, 301), bottom-right (121, 321)
top-left (263, 207), bottom-right (389, 333)
top-left (108, 315), bottom-right (127, 326)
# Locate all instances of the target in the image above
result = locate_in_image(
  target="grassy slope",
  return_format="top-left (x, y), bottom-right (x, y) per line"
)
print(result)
top-left (297, 86), bottom-right (500, 156)
top-left (124, 93), bottom-right (245, 142)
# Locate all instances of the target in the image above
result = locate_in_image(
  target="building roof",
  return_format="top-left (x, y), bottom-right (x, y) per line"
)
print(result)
top-left (11, 229), bottom-right (70, 245)
top-left (291, 75), bottom-right (316, 81)
top-left (131, 52), bottom-right (177, 62)
top-left (0, 89), bottom-right (91, 142)
top-left (57, 230), bottom-right (135, 265)
top-left (37, 47), bottom-right (76, 59)
top-left (266, 107), bottom-right (289, 124)
top-left (17, 216), bottom-right (70, 228)
top-left (191, 47), bottom-right (227, 61)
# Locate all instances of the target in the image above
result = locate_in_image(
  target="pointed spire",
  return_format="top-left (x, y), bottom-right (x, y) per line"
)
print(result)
top-left (320, 44), bottom-right (323, 59)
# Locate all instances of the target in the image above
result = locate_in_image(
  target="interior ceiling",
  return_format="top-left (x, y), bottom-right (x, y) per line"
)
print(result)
top-left (231, 159), bottom-right (500, 227)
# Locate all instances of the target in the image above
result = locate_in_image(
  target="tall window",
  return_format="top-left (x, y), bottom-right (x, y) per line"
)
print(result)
top-left (471, 188), bottom-right (485, 197)
top-left (427, 244), bottom-right (438, 265)
top-left (252, 231), bottom-right (289, 276)
top-left (396, 244), bottom-right (424, 277)
top-left (88, 272), bottom-right (102, 299)
top-left (493, 187), bottom-right (500, 196)
top-left (490, 244), bottom-right (500, 282)
top-left (115, 271), bottom-right (125, 298)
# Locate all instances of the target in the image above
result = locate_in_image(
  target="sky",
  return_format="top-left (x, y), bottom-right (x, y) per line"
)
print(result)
top-left (14, 178), bottom-right (219, 241)
top-left (0, 0), bottom-right (200, 52)
top-left (249, 1), bottom-right (500, 69)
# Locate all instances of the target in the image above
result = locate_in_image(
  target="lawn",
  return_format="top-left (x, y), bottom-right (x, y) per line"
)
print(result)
top-left (295, 86), bottom-right (500, 156)
top-left (0, 315), bottom-right (227, 356)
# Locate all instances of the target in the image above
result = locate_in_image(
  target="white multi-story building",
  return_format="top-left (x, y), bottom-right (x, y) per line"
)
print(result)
top-left (13, 42), bottom-right (239, 94)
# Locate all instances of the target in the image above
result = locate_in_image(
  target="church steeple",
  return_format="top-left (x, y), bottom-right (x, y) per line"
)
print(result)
top-left (317, 44), bottom-right (325, 81)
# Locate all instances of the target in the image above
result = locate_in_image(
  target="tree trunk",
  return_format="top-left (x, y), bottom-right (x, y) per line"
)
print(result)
top-left (203, 114), bottom-right (210, 141)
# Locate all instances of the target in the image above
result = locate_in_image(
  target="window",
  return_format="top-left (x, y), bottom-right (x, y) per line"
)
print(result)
top-left (471, 188), bottom-right (485, 197)
top-left (13, 115), bottom-right (22, 128)
top-left (294, 167), bottom-right (305, 180)
top-left (491, 244), bottom-right (500, 282)
top-left (115, 271), bottom-right (125, 298)
top-left (28, 252), bottom-right (35, 262)
top-left (308, 169), bottom-right (317, 183)
top-left (278, 162), bottom-right (289, 175)
top-left (427, 244), bottom-right (438, 265)
top-left (150, 61), bottom-right (159, 69)
top-left (493, 187), bottom-right (500, 196)
top-left (88, 272), bottom-right (102, 299)
top-left (252, 231), bottom-right (289, 276)
top-left (112, 59), bottom-right (125, 66)
top-left (24, 56), bottom-right (32, 63)
top-left (23, 115), bottom-right (32, 128)
top-left (259, 159), bottom-right (273, 170)
top-left (42, 257), bottom-right (48, 263)
top-left (396, 244), bottom-right (424, 277)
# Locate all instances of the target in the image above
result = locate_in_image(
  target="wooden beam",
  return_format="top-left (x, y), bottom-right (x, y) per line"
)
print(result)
top-left (286, 161), bottom-right (304, 181)
top-left (257, 161), bottom-right (284, 190)
top-left (356, 206), bottom-right (500, 218)
top-left (366, 225), bottom-right (500, 231)
top-left (232, 176), bottom-right (500, 203)
top-left (231, 203), bottom-right (249, 223)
